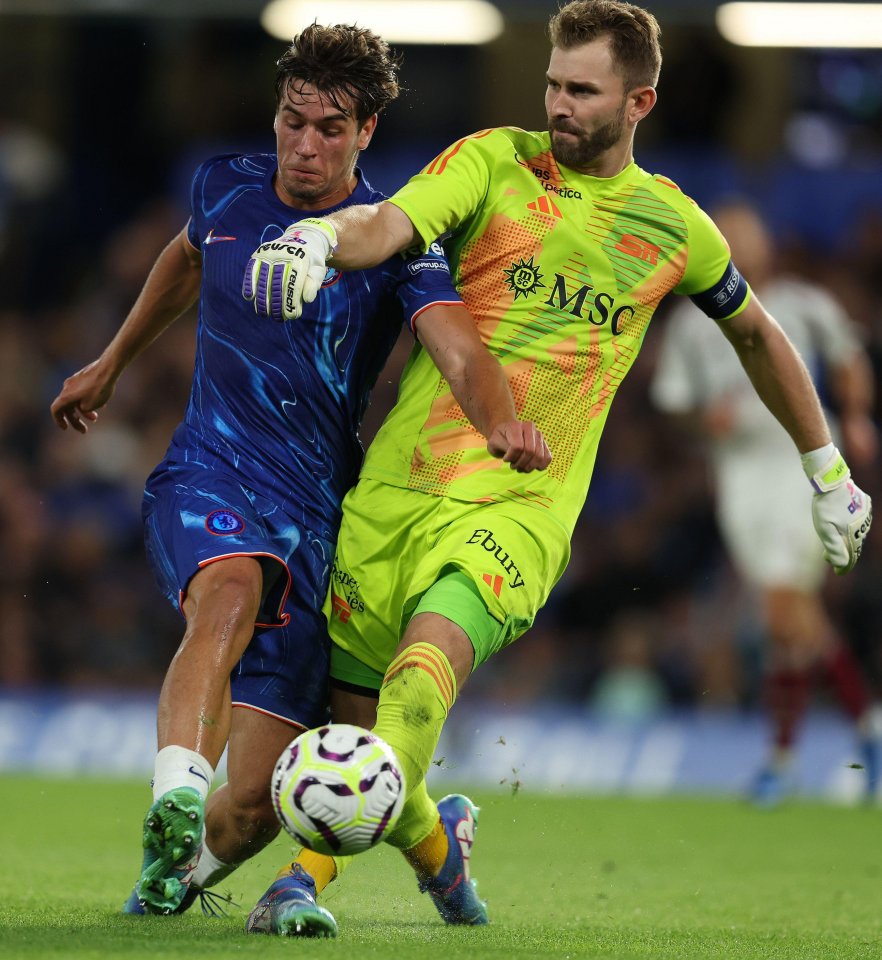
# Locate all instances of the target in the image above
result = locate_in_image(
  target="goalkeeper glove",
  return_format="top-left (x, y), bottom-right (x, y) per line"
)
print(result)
top-left (802, 443), bottom-right (872, 575)
top-left (242, 217), bottom-right (337, 321)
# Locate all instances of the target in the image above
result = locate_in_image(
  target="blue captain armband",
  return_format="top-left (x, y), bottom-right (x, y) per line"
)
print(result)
top-left (689, 260), bottom-right (749, 320)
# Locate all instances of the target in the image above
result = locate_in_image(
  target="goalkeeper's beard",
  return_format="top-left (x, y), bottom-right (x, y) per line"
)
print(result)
top-left (549, 101), bottom-right (627, 170)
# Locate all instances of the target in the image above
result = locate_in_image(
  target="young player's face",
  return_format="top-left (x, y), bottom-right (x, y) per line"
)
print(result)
top-left (273, 82), bottom-right (377, 210)
top-left (545, 39), bottom-right (633, 172)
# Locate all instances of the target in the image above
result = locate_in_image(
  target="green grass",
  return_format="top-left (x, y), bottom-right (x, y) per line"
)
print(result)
top-left (1, 776), bottom-right (880, 959)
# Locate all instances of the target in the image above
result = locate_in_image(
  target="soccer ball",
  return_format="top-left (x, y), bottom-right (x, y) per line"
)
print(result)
top-left (271, 723), bottom-right (406, 856)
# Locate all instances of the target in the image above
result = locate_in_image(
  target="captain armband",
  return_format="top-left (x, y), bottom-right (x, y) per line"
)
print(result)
top-left (689, 260), bottom-right (750, 321)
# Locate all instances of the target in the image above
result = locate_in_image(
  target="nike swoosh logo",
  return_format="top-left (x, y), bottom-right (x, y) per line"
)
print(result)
top-left (204, 228), bottom-right (237, 245)
top-left (188, 765), bottom-right (210, 784)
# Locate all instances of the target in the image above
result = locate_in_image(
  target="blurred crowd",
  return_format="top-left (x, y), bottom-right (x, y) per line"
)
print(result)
top-left (4, 177), bottom-right (882, 720)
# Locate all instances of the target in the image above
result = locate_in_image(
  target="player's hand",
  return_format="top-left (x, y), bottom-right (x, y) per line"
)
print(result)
top-left (486, 420), bottom-right (552, 473)
top-left (804, 446), bottom-right (873, 575)
top-left (50, 358), bottom-right (115, 433)
top-left (242, 217), bottom-right (337, 322)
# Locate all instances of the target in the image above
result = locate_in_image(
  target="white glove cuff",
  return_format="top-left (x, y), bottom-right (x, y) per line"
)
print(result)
top-left (291, 217), bottom-right (338, 255)
top-left (801, 442), bottom-right (850, 493)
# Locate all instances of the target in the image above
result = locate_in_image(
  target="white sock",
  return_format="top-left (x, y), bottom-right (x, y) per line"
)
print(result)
top-left (151, 745), bottom-right (215, 802)
top-left (191, 842), bottom-right (238, 889)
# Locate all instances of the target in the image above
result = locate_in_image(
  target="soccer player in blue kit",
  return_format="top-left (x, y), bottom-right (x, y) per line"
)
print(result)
top-left (50, 23), bottom-right (550, 926)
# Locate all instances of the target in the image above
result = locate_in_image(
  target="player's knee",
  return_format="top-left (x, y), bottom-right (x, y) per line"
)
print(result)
top-left (186, 558), bottom-right (263, 619)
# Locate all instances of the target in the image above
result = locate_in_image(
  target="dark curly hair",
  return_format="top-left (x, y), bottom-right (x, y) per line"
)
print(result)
top-left (548, 0), bottom-right (662, 90)
top-left (275, 22), bottom-right (402, 123)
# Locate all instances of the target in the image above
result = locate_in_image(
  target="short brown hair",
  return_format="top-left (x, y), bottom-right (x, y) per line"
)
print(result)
top-left (548, 0), bottom-right (662, 89)
top-left (275, 23), bottom-right (401, 123)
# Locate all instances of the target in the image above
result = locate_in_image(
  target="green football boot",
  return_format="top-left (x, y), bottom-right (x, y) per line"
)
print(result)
top-left (134, 787), bottom-right (204, 914)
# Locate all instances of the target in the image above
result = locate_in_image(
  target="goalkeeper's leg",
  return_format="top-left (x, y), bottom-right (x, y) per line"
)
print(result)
top-left (366, 572), bottom-right (497, 923)
top-left (254, 621), bottom-right (486, 932)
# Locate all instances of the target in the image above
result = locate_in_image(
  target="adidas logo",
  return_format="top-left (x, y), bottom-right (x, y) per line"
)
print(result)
top-left (526, 194), bottom-right (562, 219)
top-left (482, 573), bottom-right (503, 596)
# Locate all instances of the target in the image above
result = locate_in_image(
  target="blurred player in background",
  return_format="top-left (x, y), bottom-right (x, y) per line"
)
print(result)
top-left (242, 0), bottom-right (872, 934)
top-left (50, 23), bottom-right (548, 931)
top-left (651, 199), bottom-right (881, 806)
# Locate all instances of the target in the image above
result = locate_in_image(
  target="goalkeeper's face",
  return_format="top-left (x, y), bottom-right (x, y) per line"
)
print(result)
top-left (545, 40), bottom-right (639, 173)
top-left (273, 83), bottom-right (377, 210)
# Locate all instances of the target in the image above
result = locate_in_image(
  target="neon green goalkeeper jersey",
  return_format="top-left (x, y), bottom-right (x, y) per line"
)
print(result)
top-left (360, 127), bottom-right (749, 535)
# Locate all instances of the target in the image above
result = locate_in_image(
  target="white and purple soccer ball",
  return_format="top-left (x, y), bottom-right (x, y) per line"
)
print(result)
top-left (270, 723), bottom-right (406, 856)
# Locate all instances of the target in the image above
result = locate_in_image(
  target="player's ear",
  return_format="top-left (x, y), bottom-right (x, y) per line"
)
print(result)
top-left (630, 85), bottom-right (657, 123)
top-left (357, 114), bottom-right (379, 151)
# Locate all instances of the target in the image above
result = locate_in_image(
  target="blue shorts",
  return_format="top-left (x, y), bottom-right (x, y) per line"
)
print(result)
top-left (142, 460), bottom-right (333, 728)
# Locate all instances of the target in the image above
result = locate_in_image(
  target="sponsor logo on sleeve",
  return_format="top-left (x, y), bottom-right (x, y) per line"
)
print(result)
top-left (407, 259), bottom-right (451, 276)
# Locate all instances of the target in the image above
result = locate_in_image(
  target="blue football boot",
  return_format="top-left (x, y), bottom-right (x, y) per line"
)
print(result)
top-left (418, 794), bottom-right (488, 925)
top-left (245, 865), bottom-right (338, 937)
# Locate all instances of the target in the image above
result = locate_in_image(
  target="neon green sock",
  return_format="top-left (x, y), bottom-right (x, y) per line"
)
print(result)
top-left (373, 642), bottom-right (457, 798)
top-left (385, 779), bottom-right (442, 851)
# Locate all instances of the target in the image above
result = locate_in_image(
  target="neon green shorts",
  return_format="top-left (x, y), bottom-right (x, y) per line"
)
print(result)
top-left (323, 478), bottom-right (571, 676)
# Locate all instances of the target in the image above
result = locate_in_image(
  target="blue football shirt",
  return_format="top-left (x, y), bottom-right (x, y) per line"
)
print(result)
top-left (164, 153), bottom-right (462, 539)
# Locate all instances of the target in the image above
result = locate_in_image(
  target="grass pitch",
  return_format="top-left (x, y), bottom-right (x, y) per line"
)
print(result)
top-left (0, 775), bottom-right (879, 959)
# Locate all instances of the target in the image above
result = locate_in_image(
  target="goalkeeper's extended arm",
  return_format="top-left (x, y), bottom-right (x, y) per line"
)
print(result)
top-left (717, 297), bottom-right (872, 574)
top-left (242, 205), bottom-right (420, 322)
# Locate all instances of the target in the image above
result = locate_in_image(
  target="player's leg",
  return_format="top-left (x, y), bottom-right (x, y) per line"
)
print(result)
top-left (199, 708), bottom-right (336, 937)
top-left (127, 554), bottom-right (264, 913)
top-left (369, 579), bottom-right (492, 925)
top-left (776, 589), bottom-right (882, 800)
top-left (329, 571), bottom-right (509, 925)
top-left (201, 708), bottom-right (302, 871)
top-left (158, 556), bottom-right (264, 764)
top-left (717, 462), bottom-right (832, 805)
top-left (245, 664), bottom-right (377, 935)
top-left (199, 562), bottom-right (338, 881)
top-left (822, 639), bottom-right (882, 801)
top-left (126, 467), bottom-right (297, 914)
top-left (752, 585), bottom-right (816, 805)
top-left (326, 485), bottom-right (482, 920)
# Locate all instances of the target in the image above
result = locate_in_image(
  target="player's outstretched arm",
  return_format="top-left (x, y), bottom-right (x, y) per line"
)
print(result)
top-left (51, 227), bottom-right (201, 433)
top-left (243, 203), bottom-right (417, 322)
top-left (415, 304), bottom-right (552, 473)
top-left (718, 298), bottom-right (872, 573)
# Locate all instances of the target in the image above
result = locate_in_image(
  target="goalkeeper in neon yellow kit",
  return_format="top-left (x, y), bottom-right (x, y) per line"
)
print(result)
top-left (241, 0), bottom-right (872, 934)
